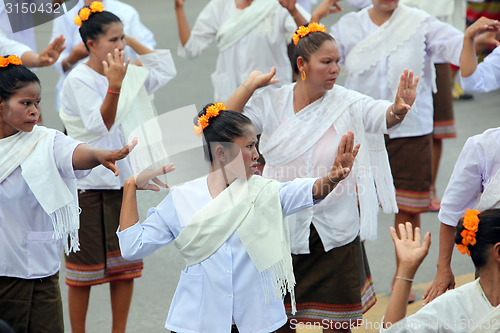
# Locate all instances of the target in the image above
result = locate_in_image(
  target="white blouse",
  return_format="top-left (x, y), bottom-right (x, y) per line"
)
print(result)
top-left (461, 46), bottom-right (500, 93)
top-left (51, 0), bottom-right (156, 110)
top-left (117, 176), bottom-right (318, 333)
top-left (177, 0), bottom-right (309, 102)
top-left (59, 50), bottom-right (176, 190)
top-left (0, 132), bottom-right (88, 279)
top-left (243, 84), bottom-right (392, 253)
top-left (330, 6), bottom-right (463, 138)
top-left (439, 127), bottom-right (500, 227)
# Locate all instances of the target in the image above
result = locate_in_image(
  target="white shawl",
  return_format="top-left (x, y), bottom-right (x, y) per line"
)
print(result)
top-left (260, 85), bottom-right (397, 241)
top-left (216, 0), bottom-right (279, 52)
top-left (174, 175), bottom-right (297, 313)
top-left (60, 65), bottom-right (156, 144)
top-left (0, 126), bottom-right (80, 254)
top-left (475, 168), bottom-right (500, 211)
top-left (344, 4), bottom-right (431, 111)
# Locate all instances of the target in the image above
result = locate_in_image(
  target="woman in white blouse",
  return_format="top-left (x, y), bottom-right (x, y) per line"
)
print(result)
top-left (174, 0), bottom-right (308, 102)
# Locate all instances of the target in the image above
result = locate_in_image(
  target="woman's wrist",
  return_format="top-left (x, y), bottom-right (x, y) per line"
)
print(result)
top-left (124, 177), bottom-right (137, 190)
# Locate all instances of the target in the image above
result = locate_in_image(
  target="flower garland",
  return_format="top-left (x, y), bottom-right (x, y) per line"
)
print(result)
top-left (0, 55), bottom-right (22, 67)
top-left (194, 102), bottom-right (226, 136)
top-left (292, 22), bottom-right (327, 46)
top-left (74, 1), bottom-right (105, 26)
top-left (456, 208), bottom-right (480, 256)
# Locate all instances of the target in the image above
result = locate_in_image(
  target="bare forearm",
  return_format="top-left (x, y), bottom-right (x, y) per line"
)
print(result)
top-left (125, 36), bottom-right (154, 55)
top-left (175, 6), bottom-right (191, 46)
top-left (120, 179), bottom-right (140, 231)
top-left (384, 272), bottom-right (414, 327)
top-left (289, 8), bottom-right (308, 26)
top-left (20, 51), bottom-right (40, 67)
top-left (386, 104), bottom-right (405, 128)
top-left (460, 37), bottom-right (478, 78)
top-left (312, 175), bottom-right (338, 200)
top-left (72, 144), bottom-right (102, 170)
top-left (225, 77), bottom-right (256, 112)
top-left (436, 223), bottom-right (456, 270)
top-left (100, 91), bottom-right (120, 130)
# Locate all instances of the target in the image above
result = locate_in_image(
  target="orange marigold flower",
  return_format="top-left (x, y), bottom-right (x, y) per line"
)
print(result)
top-left (463, 209), bottom-right (480, 232)
top-left (293, 24), bottom-right (326, 45)
top-left (198, 115), bottom-right (209, 129)
top-left (205, 106), bottom-right (220, 118)
top-left (461, 229), bottom-right (476, 246)
top-left (79, 7), bottom-right (92, 21)
top-left (456, 244), bottom-right (471, 256)
top-left (74, 15), bottom-right (82, 26)
top-left (0, 57), bottom-right (9, 67)
top-left (194, 125), bottom-right (203, 136)
top-left (89, 1), bottom-right (104, 12)
top-left (7, 55), bottom-right (22, 65)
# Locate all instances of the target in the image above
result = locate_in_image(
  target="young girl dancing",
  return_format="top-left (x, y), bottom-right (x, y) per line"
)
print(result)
top-left (58, 3), bottom-right (176, 332)
top-left (0, 56), bottom-right (135, 333)
top-left (118, 104), bottom-right (359, 332)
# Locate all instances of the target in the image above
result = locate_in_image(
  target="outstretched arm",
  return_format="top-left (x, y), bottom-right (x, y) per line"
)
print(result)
top-left (120, 163), bottom-right (176, 231)
top-left (386, 69), bottom-right (419, 129)
top-left (278, 0), bottom-right (308, 26)
top-left (72, 138), bottom-right (137, 175)
top-left (312, 131), bottom-right (359, 200)
top-left (383, 222), bottom-right (431, 328)
top-left (311, 0), bottom-right (342, 23)
top-left (21, 35), bottom-right (66, 67)
top-left (226, 67), bottom-right (279, 112)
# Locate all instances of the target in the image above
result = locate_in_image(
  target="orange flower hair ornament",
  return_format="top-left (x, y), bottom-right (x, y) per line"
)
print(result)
top-left (292, 22), bottom-right (327, 46)
top-left (456, 209), bottom-right (480, 256)
top-left (74, 1), bottom-right (105, 26)
top-left (194, 102), bottom-right (226, 136)
top-left (0, 55), bottom-right (22, 67)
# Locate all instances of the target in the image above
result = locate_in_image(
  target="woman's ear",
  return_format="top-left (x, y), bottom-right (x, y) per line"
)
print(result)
top-left (494, 242), bottom-right (500, 263)
top-left (85, 40), bottom-right (95, 53)
top-left (296, 56), bottom-right (306, 73)
top-left (214, 145), bottom-right (226, 164)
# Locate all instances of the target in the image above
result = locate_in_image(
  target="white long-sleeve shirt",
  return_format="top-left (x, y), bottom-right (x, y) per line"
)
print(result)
top-left (461, 46), bottom-right (500, 93)
top-left (0, 132), bottom-right (88, 279)
top-left (177, 0), bottom-right (309, 102)
top-left (51, 0), bottom-right (156, 110)
top-left (59, 50), bottom-right (176, 190)
top-left (438, 127), bottom-right (500, 227)
top-left (330, 6), bottom-right (463, 138)
top-left (117, 176), bottom-right (318, 333)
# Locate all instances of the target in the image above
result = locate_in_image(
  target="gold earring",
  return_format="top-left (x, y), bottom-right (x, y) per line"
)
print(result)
top-left (301, 71), bottom-right (306, 81)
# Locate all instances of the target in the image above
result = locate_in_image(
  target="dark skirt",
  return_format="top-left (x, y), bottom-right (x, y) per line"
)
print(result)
top-left (0, 273), bottom-right (63, 333)
top-left (433, 63), bottom-right (456, 140)
top-left (65, 189), bottom-right (143, 287)
top-left (284, 225), bottom-right (376, 327)
top-left (385, 134), bottom-right (432, 214)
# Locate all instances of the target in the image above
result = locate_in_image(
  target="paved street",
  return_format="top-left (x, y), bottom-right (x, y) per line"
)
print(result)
top-left (23, 0), bottom-right (500, 331)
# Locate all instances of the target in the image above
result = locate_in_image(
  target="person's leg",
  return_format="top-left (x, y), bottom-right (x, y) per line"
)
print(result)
top-left (430, 138), bottom-right (443, 210)
top-left (68, 286), bottom-right (91, 333)
top-left (110, 279), bottom-right (134, 333)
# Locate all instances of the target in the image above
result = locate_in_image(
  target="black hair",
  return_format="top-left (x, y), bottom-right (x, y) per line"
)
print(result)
top-left (79, 10), bottom-right (122, 52)
top-left (292, 23), bottom-right (336, 74)
top-left (196, 104), bottom-right (253, 163)
top-left (0, 58), bottom-right (40, 101)
top-left (455, 209), bottom-right (500, 270)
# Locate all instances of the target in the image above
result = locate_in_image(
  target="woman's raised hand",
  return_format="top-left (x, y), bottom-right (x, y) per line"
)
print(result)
top-left (175, 0), bottom-right (185, 9)
top-left (103, 48), bottom-right (129, 91)
top-left (390, 222), bottom-right (431, 278)
top-left (328, 130), bottom-right (359, 184)
top-left (247, 66), bottom-right (280, 90)
top-left (394, 69), bottom-right (419, 116)
top-left (36, 35), bottom-right (66, 67)
top-left (133, 163), bottom-right (176, 191)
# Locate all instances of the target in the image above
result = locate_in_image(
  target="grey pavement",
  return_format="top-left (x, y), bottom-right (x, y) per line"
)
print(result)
top-left (24, 0), bottom-right (500, 331)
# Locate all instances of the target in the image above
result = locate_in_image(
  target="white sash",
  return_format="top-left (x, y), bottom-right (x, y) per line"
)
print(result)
top-left (475, 168), bottom-right (500, 211)
top-left (174, 175), bottom-right (296, 313)
top-left (60, 65), bottom-right (155, 144)
top-left (261, 85), bottom-right (397, 241)
top-left (0, 126), bottom-right (80, 254)
top-left (216, 0), bottom-right (278, 52)
top-left (344, 4), bottom-right (430, 108)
